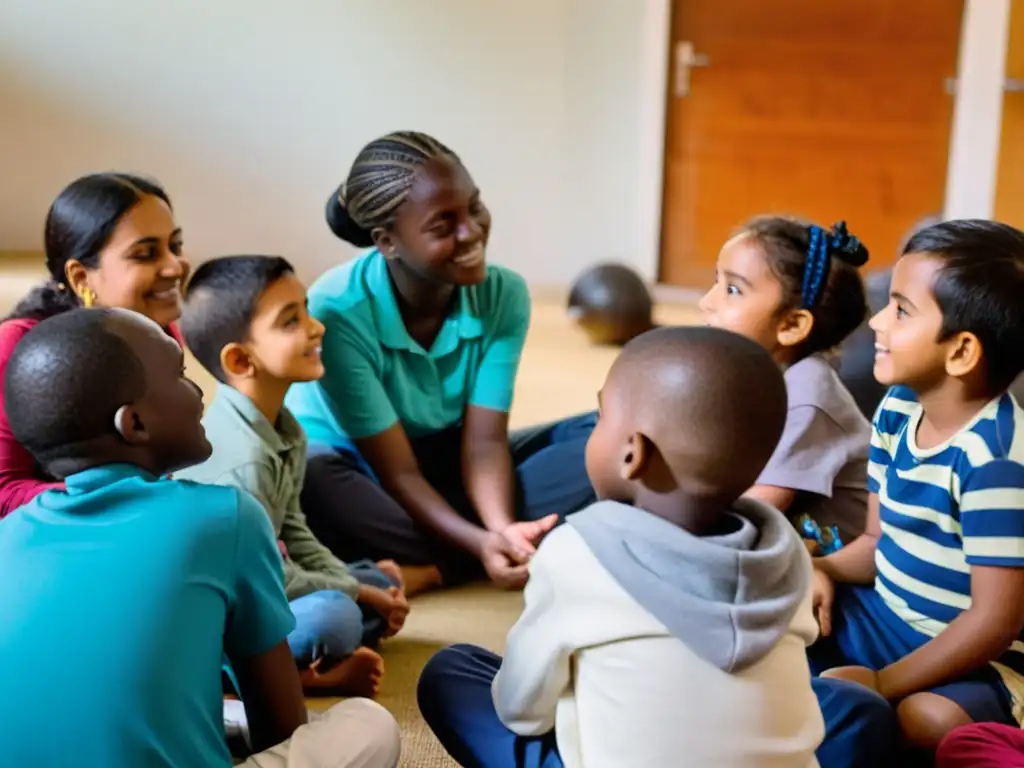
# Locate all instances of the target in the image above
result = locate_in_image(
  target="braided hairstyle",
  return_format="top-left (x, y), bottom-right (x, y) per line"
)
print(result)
top-left (737, 216), bottom-right (870, 359)
top-left (325, 131), bottom-right (461, 248)
top-left (7, 173), bottom-right (172, 322)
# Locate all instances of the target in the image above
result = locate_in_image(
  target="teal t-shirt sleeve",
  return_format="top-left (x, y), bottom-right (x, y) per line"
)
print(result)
top-left (318, 310), bottom-right (400, 439)
top-left (469, 269), bottom-right (531, 412)
top-left (225, 490), bottom-right (296, 659)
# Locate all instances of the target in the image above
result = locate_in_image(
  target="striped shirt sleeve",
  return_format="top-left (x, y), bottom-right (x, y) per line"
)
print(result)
top-left (960, 459), bottom-right (1024, 567)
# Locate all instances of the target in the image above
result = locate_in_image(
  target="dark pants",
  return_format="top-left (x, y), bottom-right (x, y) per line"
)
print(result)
top-left (417, 644), bottom-right (900, 768)
top-left (300, 413), bottom-right (597, 582)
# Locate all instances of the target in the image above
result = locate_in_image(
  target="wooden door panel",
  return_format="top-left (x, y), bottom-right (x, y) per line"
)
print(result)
top-left (996, 0), bottom-right (1024, 229)
top-left (660, 0), bottom-right (964, 289)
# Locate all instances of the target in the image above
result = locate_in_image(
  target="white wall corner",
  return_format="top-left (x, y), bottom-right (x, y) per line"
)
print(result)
top-left (944, 0), bottom-right (1011, 220)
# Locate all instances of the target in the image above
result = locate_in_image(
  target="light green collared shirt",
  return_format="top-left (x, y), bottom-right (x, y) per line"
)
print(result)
top-left (285, 249), bottom-right (531, 448)
top-left (177, 385), bottom-right (359, 600)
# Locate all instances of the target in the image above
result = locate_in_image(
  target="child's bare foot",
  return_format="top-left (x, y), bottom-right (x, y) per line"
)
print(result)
top-left (298, 647), bottom-right (384, 698)
top-left (399, 565), bottom-right (443, 597)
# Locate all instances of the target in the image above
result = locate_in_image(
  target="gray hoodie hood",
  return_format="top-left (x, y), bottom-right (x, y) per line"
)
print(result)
top-left (566, 498), bottom-right (811, 672)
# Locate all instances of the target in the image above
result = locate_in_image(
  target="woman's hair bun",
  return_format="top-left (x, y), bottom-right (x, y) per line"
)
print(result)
top-left (325, 192), bottom-right (375, 248)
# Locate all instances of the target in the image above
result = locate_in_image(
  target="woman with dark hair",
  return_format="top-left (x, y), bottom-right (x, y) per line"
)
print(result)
top-left (0, 172), bottom-right (190, 517)
top-left (286, 131), bottom-right (596, 593)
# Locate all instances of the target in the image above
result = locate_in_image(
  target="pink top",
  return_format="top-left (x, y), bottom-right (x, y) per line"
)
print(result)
top-left (0, 317), bottom-right (186, 519)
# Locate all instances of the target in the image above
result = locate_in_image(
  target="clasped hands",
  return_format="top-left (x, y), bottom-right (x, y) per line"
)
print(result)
top-left (480, 514), bottom-right (559, 590)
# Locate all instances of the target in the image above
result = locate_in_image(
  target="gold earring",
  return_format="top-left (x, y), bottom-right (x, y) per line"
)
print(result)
top-left (81, 288), bottom-right (95, 308)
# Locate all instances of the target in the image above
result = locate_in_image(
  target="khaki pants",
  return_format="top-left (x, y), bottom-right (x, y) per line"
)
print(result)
top-left (227, 699), bottom-right (401, 768)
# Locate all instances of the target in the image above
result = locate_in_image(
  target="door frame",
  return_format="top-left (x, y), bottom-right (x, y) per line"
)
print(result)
top-left (635, 0), bottom-right (1006, 288)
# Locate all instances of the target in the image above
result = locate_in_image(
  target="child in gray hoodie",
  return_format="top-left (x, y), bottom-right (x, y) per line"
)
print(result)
top-left (418, 325), bottom-right (900, 768)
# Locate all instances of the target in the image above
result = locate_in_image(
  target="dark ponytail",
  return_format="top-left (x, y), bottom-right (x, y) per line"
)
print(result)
top-left (326, 131), bottom-right (459, 248)
top-left (6, 172), bottom-right (172, 323)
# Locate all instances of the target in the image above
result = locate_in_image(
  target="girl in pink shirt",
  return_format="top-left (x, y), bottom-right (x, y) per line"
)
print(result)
top-left (0, 173), bottom-right (189, 517)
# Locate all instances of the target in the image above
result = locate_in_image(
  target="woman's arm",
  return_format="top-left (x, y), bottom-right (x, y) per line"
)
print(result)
top-left (0, 320), bottom-right (63, 518)
top-left (461, 268), bottom-right (531, 532)
top-left (356, 425), bottom-right (489, 556)
top-left (314, 313), bottom-right (487, 554)
top-left (462, 405), bottom-right (516, 533)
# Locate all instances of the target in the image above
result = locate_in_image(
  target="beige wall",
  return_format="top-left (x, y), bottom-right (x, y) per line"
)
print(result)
top-left (2, 1), bottom-right (1011, 289)
top-left (0, 0), bottom-right (665, 286)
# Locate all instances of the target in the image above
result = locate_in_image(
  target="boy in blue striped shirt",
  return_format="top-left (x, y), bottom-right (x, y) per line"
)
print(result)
top-left (808, 220), bottom-right (1024, 754)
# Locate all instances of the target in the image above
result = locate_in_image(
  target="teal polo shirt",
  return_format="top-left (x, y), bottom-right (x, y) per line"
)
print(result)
top-left (0, 464), bottom-right (294, 767)
top-left (286, 249), bottom-right (531, 446)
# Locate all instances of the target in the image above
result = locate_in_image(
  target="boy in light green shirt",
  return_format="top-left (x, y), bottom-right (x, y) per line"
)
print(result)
top-left (178, 255), bottom-right (408, 698)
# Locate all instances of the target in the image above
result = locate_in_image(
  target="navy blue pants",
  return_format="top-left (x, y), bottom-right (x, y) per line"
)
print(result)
top-left (417, 644), bottom-right (900, 768)
top-left (301, 413), bottom-right (597, 583)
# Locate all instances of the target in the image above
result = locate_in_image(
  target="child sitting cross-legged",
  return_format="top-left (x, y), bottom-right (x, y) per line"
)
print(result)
top-left (0, 308), bottom-right (400, 767)
top-left (810, 220), bottom-right (1024, 757)
top-left (417, 326), bottom-right (899, 768)
top-left (177, 255), bottom-right (414, 697)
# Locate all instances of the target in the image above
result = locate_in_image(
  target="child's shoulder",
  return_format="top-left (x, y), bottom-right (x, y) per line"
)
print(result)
top-left (872, 385), bottom-right (920, 429)
top-left (958, 390), bottom-right (1024, 465)
top-left (784, 354), bottom-right (869, 430)
top-left (181, 391), bottom-right (274, 478)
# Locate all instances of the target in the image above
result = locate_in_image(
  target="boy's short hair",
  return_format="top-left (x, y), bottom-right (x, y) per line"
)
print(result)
top-left (5, 308), bottom-right (147, 468)
top-left (609, 326), bottom-right (788, 499)
top-left (180, 255), bottom-right (295, 383)
top-left (903, 220), bottom-right (1024, 392)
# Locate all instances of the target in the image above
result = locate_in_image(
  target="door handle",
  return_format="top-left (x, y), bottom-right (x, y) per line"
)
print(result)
top-left (674, 41), bottom-right (710, 98)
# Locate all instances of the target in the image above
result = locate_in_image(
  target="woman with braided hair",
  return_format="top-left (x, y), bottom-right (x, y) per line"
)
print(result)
top-left (287, 131), bottom-right (596, 593)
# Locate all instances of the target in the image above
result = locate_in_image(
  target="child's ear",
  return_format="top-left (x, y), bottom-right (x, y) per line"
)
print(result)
top-left (621, 432), bottom-right (650, 481)
top-left (220, 343), bottom-right (255, 379)
top-left (113, 405), bottom-right (150, 445)
top-left (945, 331), bottom-right (983, 379)
top-left (776, 308), bottom-right (814, 348)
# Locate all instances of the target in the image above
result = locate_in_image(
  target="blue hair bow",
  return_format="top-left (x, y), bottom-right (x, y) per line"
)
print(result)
top-left (801, 221), bottom-right (864, 309)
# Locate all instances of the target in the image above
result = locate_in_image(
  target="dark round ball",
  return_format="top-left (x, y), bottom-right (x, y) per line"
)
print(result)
top-left (568, 263), bottom-right (654, 346)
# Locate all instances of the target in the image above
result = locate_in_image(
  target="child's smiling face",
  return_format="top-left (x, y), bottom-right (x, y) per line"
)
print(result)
top-left (869, 252), bottom-right (953, 390)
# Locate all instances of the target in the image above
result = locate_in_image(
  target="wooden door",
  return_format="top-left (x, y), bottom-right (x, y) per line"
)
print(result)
top-left (995, 0), bottom-right (1024, 229)
top-left (659, 0), bottom-right (965, 288)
